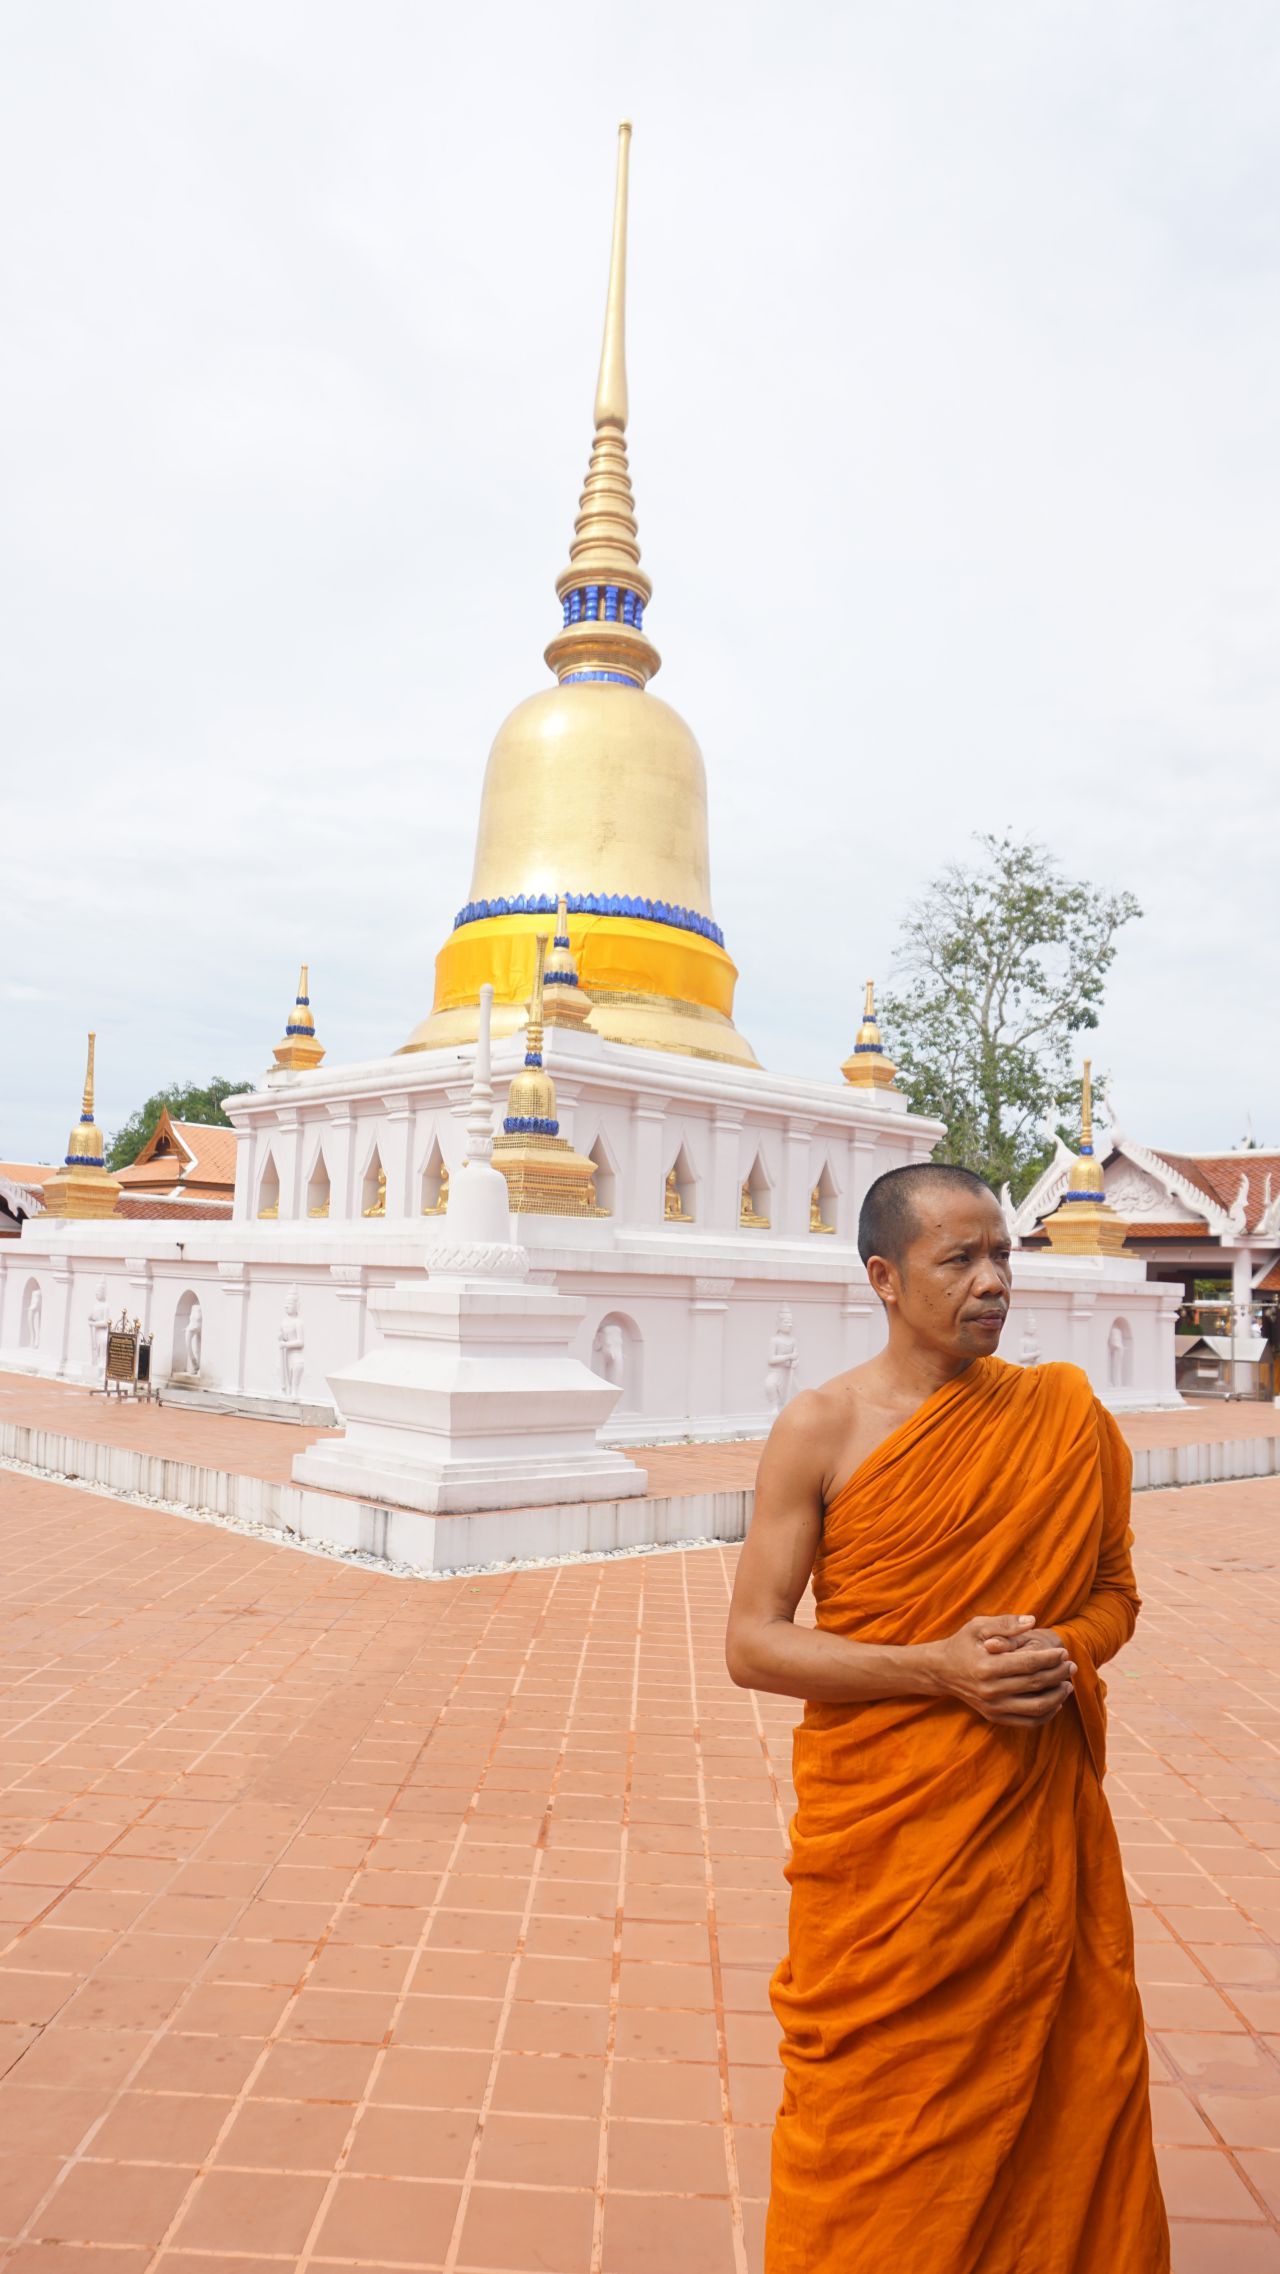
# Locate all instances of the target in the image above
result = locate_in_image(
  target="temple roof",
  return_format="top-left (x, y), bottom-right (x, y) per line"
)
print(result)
top-left (1143, 1150), bottom-right (1280, 1235)
top-left (116, 1112), bottom-right (236, 1195)
top-left (114, 1194), bottom-right (234, 1221)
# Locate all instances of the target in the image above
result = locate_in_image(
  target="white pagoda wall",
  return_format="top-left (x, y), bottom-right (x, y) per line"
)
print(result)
top-left (0, 1031), bottom-right (1182, 1429)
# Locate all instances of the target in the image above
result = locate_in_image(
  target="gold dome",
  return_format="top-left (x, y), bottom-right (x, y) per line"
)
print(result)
top-left (400, 125), bottom-right (756, 1071)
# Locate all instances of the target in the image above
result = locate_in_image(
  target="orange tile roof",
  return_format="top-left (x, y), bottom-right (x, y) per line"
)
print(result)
top-left (1121, 1222), bottom-right (1218, 1241)
top-left (114, 1195), bottom-right (234, 1221)
top-left (116, 1112), bottom-right (237, 1196)
top-left (1148, 1149), bottom-right (1280, 1235)
top-left (0, 1160), bottom-right (57, 1188)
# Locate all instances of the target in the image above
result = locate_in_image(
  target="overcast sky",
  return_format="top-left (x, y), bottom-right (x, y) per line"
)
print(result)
top-left (3, 2), bottom-right (1278, 1163)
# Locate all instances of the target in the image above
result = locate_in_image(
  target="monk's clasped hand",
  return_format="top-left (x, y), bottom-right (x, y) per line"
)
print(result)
top-left (927, 1614), bottom-right (1078, 1725)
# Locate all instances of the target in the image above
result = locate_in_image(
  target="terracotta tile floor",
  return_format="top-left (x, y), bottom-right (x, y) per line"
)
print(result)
top-left (1, 1465), bottom-right (1280, 2270)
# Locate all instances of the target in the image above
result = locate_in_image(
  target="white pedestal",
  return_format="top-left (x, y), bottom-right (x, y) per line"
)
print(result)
top-left (292, 1273), bottom-right (647, 1514)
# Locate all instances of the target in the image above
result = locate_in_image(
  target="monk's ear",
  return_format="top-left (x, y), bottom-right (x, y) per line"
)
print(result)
top-left (866, 1254), bottom-right (899, 1308)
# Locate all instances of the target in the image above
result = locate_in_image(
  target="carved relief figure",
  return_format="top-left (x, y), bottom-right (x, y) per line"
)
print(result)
top-left (185, 1302), bottom-right (203, 1377)
top-left (278, 1290), bottom-right (305, 1398)
top-left (592, 1320), bottom-right (625, 1388)
top-left (23, 1282), bottom-right (42, 1348)
top-left (1106, 1169), bottom-right (1169, 1219)
top-left (764, 1305), bottom-right (799, 1413)
top-left (1018, 1313), bottom-right (1042, 1367)
top-left (1107, 1319), bottom-right (1131, 1390)
top-left (88, 1280), bottom-right (111, 1376)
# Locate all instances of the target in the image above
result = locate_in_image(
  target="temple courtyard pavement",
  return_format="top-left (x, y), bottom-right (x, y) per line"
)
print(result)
top-left (2, 1385), bottom-right (1280, 2271)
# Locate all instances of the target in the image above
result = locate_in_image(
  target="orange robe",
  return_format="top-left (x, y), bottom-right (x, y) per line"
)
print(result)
top-left (767, 1357), bottom-right (1169, 2273)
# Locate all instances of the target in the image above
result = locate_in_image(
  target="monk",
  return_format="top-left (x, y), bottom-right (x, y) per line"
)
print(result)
top-left (726, 1162), bottom-right (1168, 2273)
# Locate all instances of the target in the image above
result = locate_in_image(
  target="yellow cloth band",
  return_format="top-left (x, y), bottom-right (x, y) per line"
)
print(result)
top-left (433, 912), bottom-right (739, 1020)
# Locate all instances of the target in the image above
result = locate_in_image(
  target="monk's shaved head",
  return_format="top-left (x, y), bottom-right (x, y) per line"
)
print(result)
top-left (858, 1163), bottom-right (998, 1270)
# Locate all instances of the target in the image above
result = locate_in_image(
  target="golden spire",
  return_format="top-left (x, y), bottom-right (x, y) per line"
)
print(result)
top-left (1041, 1057), bottom-right (1127, 1254)
top-left (492, 936), bottom-right (601, 1215)
top-left (543, 124), bottom-right (660, 692)
top-left (595, 121), bottom-right (630, 432)
top-left (542, 894), bottom-right (594, 1030)
top-left (272, 963), bottom-right (326, 1072)
top-left (1065, 1058), bottom-right (1104, 1197)
top-left (400, 125), bottom-right (757, 1073)
top-left (41, 1030), bottom-right (122, 1219)
top-left (841, 981), bottom-right (898, 1092)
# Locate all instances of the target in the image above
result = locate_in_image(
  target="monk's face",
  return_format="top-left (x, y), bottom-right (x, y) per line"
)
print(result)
top-left (874, 1189), bottom-right (1013, 1361)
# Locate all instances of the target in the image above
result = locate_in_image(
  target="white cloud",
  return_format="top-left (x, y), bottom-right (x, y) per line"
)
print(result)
top-left (1, 1), bottom-right (1278, 1156)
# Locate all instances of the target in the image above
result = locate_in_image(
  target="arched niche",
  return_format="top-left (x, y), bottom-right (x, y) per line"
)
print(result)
top-left (306, 1149), bottom-right (331, 1219)
top-left (171, 1289), bottom-right (203, 1378)
top-left (586, 1132), bottom-right (616, 1217)
top-left (1107, 1316), bottom-right (1134, 1390)
top-left (664, 1142), bottom-right (697, 1224)
top-left (420, 1138), bottom-right (448, 1216)
top-left (740, 1148), bottom-right (772, 1229)
top-left (810, 1158), bottom-right (838, 1234)
top-left (590, 1311), bottom-right (643, 1412)
top-left (256, 1153), bottom-right (280, 1220)
top-left (361, 1145), bottom-right (386, 1217)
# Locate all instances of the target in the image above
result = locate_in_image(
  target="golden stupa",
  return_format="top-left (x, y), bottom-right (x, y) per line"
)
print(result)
top-left (1041, 1060), bottom-right (1128, 1257)
top-left (41, 1032), bottom-right (122, 1220)
top-left (272, 964), bottom-right (325, 1073)
top-left (491, 938), bottom-right (602, 1216)
top-left (841, 981), bottom-right (898, 1091)
top-left (401, 124), bottom-right (756, 1069)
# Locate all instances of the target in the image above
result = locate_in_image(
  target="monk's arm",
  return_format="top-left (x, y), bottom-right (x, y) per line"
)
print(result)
top-left (1055, 1405), bottom-right (1142, 1671)
top-left (725, 1398), bottom-right (1075, 1719)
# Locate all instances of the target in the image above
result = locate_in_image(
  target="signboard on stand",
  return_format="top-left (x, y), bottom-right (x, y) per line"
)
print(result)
top-left (95, 1311), bottom-right (156, 1403)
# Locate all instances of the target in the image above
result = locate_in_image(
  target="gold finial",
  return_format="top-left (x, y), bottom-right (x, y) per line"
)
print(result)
top-left (42, 1029), bottom-right (121, 1219)
top-left (544, 125), bottom-right (660, 691)
top-left (273, 963), bottom-right (325, 1072)
top-left (1081, 1058), bottom-right (1095, 1154)
top-left (841, 979), bottom-right (898, 1092)
top-left (542, 895), bottom-right (594, 1030)
top-left (527, 932), bottom-right (548, 1058)
top-left (594, 122), bottom-right (631, 432)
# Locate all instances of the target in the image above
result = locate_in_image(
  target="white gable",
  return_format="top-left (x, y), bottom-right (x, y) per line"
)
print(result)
top-left (1104, 1162), bottom-right (1201, 1224)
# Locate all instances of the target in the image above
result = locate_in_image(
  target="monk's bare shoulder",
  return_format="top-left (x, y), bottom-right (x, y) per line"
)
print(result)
top-left (760, 1364), bottom-right (873, 1500)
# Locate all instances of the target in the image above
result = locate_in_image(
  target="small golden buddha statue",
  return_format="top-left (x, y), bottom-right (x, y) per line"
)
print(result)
top-left (810, 1183), bottom-right (835, 1233)
top-left (422, 1164), bottom-right (449, 1216)
top-left (363, 1168), bottom-right (387, 1218)
top-left (665, 1168), bottom-right (690, 1222)
top-left (740, 1179), bottom-right (769, 1230)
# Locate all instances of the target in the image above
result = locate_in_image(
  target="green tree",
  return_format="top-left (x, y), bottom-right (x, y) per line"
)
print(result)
top-left (106, 1077), bottom-right (254, 1171)
top-left (879, 834), bottom-right (1140, 1201)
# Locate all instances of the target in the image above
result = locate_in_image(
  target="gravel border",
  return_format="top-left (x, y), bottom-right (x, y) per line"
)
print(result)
top-left (0, 1451), bottom-right (726, 1584)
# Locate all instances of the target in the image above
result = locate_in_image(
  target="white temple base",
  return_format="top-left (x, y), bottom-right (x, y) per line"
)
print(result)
top-left (291, 1274), bottom-right (647, 1514)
